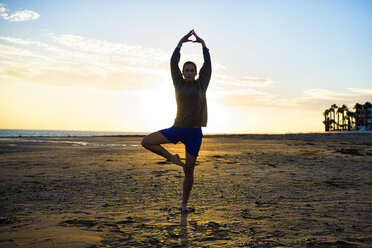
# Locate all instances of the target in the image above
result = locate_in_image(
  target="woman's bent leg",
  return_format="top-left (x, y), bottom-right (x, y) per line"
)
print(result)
top-left (141, 131), bottom-right (184, 166)
top-left (182, 152), bottom-right (196, 211)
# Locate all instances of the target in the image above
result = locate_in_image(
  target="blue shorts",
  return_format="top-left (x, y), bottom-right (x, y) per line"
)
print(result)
top-left (159, 126), bottom-right (203, 157)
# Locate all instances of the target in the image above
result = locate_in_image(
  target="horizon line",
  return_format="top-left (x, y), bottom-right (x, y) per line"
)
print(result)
top-left (1, 128), bottom-right (372, 136)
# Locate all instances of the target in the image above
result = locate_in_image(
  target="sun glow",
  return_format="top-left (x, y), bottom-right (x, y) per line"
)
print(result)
top-left (206, 100), bottom-right (236, 133)
top-left (138, 85), bottom-right (177, 131)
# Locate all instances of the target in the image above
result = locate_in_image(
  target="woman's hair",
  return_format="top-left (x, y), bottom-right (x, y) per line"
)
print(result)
top-left (182, 61), bottom-right (197, 72)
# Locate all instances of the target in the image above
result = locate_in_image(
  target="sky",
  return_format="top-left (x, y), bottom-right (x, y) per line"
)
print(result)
top-left (0, 0), bottom-right (371, 134)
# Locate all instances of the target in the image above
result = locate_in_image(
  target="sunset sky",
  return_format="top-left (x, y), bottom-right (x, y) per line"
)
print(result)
top-left (0, 0), bottom-right (371, 133)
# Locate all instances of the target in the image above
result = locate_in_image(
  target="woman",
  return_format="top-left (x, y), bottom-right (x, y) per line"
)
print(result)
top-left (141, 30), bottom-right (211, 212)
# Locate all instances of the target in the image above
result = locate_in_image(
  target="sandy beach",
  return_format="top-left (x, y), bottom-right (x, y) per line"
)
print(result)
top-left (0, 133), bottom-right (371, 247)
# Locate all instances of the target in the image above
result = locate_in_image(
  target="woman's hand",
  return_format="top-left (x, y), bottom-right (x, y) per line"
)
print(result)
top-left (177, 30), bottom-right (207, 48)
top-left (177, 30), bottom-right (194, 48)
top-left (192, 31), bottom-right (206, 48)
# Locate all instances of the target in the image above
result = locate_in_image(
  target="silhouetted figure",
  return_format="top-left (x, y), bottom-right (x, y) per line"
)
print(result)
top-left (142, 30), bottom-right (211, 212)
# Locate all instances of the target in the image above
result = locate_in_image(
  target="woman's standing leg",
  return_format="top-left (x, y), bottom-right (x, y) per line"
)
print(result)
top-left (182, 152), bottom-right (197, 211)
top-left (141, 132), bottom-right (184, 166)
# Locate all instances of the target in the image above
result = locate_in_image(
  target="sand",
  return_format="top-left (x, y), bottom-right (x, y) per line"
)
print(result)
top-left (0, 133), bottom-right (371, 247)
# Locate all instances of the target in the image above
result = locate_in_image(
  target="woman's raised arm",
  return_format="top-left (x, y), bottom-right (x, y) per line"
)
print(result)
top-left (171, 30), bottom-right (194, 84)
top-left (193, 31), bottom-right (211, 90)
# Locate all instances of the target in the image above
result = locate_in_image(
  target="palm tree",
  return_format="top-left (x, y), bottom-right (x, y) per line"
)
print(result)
top-left (364, 102), bottom-right (372, 131)
top-left (346, 110), bottom-right (355, 131)
top-left (330, 119), bottom-right (336, 131)
top-left (353, 103), bottom-right (363, 131)
top-left (330, 104), bottom-right (338, 130)
top-left (337, 107), bottom-right (343, 131)
top-left (341, 104), bottom-right (348, 131)
top-left (323, 109), bottom-right (331, 131)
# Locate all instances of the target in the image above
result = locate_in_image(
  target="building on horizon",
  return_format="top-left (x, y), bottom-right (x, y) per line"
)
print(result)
top-left (354, 104), bottom-right (372, 131)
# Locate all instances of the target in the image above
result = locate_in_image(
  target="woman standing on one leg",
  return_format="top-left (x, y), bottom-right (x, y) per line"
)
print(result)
top-left (141, 30), bottom-right (212, 212)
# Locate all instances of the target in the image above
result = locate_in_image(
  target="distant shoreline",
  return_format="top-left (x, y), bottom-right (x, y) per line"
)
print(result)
top-left (204, 132), bottom-right (372, 140)
top-left (1, 131), bottom-right (372, 141)
top-left (102, 132), bottom-right (372, 140)
top-left (1, 129), bottom-right (372, 139)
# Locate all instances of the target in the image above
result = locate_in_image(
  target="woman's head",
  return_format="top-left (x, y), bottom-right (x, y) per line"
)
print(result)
top-left (182, 61), bottom-right (197, 82)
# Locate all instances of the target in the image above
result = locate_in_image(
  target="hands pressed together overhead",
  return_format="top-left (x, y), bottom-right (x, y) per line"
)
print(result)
top-left (177, 30), bottom-right (206, 48)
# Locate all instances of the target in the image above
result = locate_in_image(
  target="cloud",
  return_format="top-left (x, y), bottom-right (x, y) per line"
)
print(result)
top-left (284, 88), bottom-right (372, 109)
top-left (49, 34), bottom-right (169, 63)
top-left (0, 36), bottom-right (35, 45)
top-left (213, 74), bottom-right (274, 88)
top-left (1, 33), bottom-right (273, 89)
top-left (1, 33), bottom-right (262, 93)
top-left (0, 32), bottom-right (371, 112)
top-left (217, 86), bottom-right (372, 111)
top-left (300, 88), bottom-right (372, 107)
top-left (302, 88), bottom-right (357, 100)
top-left (347, 88), bottom-right (372, 96)
top-left (206, 73), bottom-right (275, 107)
top-left (0, 3), bottom-right (40, 22)
top-left (0, 34), bottom-right (170, 91)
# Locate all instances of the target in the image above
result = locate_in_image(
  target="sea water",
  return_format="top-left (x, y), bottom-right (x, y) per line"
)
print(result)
top-left (0, 129), bottom-right (147, 137)
top-left (0, 129), bottom-right (146, 147)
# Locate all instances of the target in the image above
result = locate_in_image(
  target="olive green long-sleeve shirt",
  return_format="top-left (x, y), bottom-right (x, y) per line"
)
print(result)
top-left (170, 47), bottom-right (212, 128)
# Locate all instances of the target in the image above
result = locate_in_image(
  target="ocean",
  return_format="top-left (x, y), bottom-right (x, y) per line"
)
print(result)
top-left (0, 129), bottom-right (147, 137)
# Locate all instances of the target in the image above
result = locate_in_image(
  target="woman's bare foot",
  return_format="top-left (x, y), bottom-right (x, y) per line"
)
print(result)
top-left (171, 154), bottom-right (184, 167)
